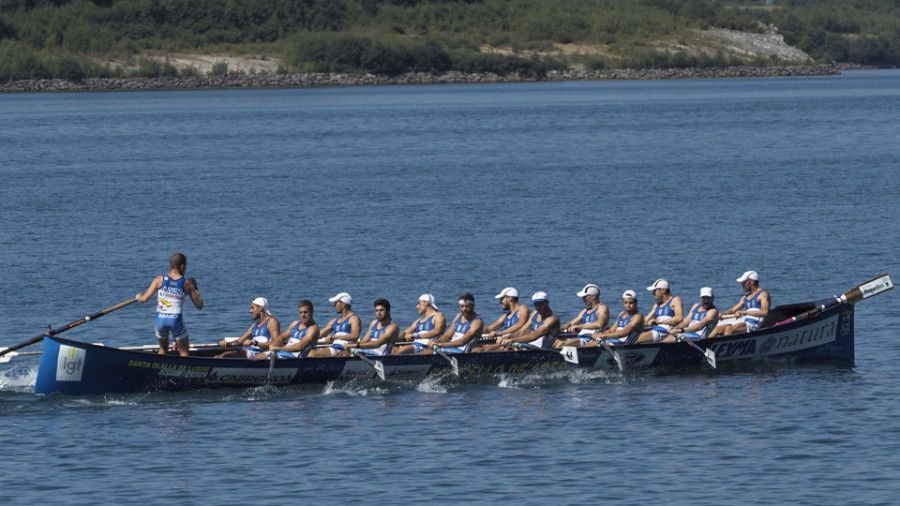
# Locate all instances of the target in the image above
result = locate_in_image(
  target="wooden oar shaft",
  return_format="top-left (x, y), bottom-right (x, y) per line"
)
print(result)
top-left (0, 298), bottom-right (138, 357)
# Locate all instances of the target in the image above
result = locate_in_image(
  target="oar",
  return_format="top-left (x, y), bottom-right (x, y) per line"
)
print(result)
top-left (1, 342), bottom-right (234, 362)
top-left (676, 334), bottom-right (716, 368)
top-left (350, 348), bottom-right (386, 380)
top-left (0, 297), bottom-right (138, 361)
top-left (596, 338), bottom-right (624, 371)
top-left (432, 346), bottom-right (460, 376)
top-left (777, 273), bottom-right (894, 325)
top-left (266, 352), bottom-right (276, 383)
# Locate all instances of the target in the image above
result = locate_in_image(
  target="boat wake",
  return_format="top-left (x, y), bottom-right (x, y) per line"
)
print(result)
top-left (0, 364), bottom-right (37, 393)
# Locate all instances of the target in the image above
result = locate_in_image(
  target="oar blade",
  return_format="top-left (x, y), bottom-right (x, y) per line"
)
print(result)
top-left (847, 273), bottom-right (894, 303)
top-left (704, 348), bottom-right (717, 369)
top-left (0, 349), bottom-right (16, 363)
top-left (560, 346), bottom-right (579, 364)
top-left (449, 356), bottom-right (460, 376)
top-left (374, 360), bottom-right (386, 381)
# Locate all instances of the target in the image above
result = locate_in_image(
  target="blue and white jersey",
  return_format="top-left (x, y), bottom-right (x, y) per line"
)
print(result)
top-left (416, 315), bottom-right (436, 334)
top-left (286, 322), bottom-right (310, 347)
top-left (742, 290), bottom-right (767, 330)
top-left (450, 315), bottom-right (481, 342)
top-left (251, 318), bottom-right (273, 344)
top-left (654, 298), bottom-right (676, 322)
top-left (502, 311), bottom-right (520, 330)
top-left (612, 311), bottom-right (640, 345)
top-left (682, 304), bottom-right (716, 340)
top-left (527, 312), bottom-right (556, 348)
top-left (360, 321), bottom-right (397, 356)
top-left (412, 315), bottom-right (439, 351)
top-left (156, 275), bottom-right (185, 320)
top-left (332, 316), bottom-right (353, 337)
top-left (578, 305), bottom-right (603, 336)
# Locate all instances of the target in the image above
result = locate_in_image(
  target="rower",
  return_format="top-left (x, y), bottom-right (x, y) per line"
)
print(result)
top-left (392, 294), bottom-right (446, 355)
top-left (343, 298), bottom-right (399, 356)
top-left (710, 270), bottom-right (770, 336)
top-left (635, 278), bottom-right (684, 344)
top-left (421, 293), bottom-right (484, 355)
top-left (496, 291), bottom-right (560, 351)
top-left (556, 283), bottom-right (609, 348)
top-left (472, 287), bottom-right (530, 352)
top-left (309, 292), bottom-right (362, 357)
top-left (269, 300), bottom-right (320, 358)
top-left (216, 297), bottom-right (281, 358)
top-left (665, 287), bottom-right (718, 341)
top-left (135, 252), bottom-right (203, 356)
top-left (585, 290), bottom-right (644, 347)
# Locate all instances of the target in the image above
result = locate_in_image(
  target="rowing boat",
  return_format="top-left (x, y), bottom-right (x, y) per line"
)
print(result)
top-left (32, 288), bottom-right (871, 396)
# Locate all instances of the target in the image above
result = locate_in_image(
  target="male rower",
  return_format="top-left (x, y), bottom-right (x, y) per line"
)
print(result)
top-left (393, 294), bottom-right (446, 354)
top-left (585, 290), bottom-right (644, 347)
top-left (344, 298), bottom-right (399, 356)
top-left (665, 287), bottom-right (719, 342)
top-left (635, 278), bottom-right (684, 344)
top-left (710, 270), bottom-right (770, 336)
top-left (483, 287), bottom-right (530, 339)
top-left (216, 297), bottom-right (281, 358)
top-left (135, 252), bottom-right (203, 356)
top-left (309, 292), bottom-right (362, 357)
top-left (496, 291), bottom-right (560, 351)
top-left (269, 300), bottom-right (320, 358)
top-left (421, 293), bottom-right (484, 354)
top-left (556, 283), bottom-right (609, 348)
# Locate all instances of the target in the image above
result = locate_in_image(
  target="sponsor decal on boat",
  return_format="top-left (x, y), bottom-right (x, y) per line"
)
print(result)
top-left (462, 361), bottom-right (566, 375)
top-left (206, 367), bottom-right (298, 385)
top-left (56, 345), bottom-right (85, 382)
top-left (707, 318), bottom-right (837, 360)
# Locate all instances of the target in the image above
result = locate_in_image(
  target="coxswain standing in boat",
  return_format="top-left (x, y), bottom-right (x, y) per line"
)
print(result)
top-left (268, 300), bottom-right (320, 358)
top-left (343, 298), bottom-right (399, 356)
top-left (471, 287), bottom-right (530, 351)
top-left (555, 283), bottom-right (609, 348)
top-left (421, 293), bottom-right (484, 354)
top-left (635, 278), bottom-right (684, 344)
top-left (309, 292), bottom-right (361, 357)
top-left (495, 291), bottom-right (560, 351)
top-left (585, 290), bottom-right (644, 347)
top-left (135, 252), bottom-right (203, 356)
top-left (665, 287), bottom-right (719, 342)
top-left (710, 270), bottom-right (770, 336)
top-left (216, 297), bottom-right (281, 358)
top-left (392, 294), bottom-right (446, 354)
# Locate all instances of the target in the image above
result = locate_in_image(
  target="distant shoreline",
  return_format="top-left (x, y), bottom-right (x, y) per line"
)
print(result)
top-left (0, 64), bottom-right (849, 93)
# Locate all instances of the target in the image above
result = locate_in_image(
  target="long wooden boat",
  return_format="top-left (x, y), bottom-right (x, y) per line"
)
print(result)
top-left (33, 289), bottom-right (875, 396)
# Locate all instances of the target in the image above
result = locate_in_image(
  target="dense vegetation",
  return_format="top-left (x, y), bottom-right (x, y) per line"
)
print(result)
top-left (1, 0), bottom-right (899, 82)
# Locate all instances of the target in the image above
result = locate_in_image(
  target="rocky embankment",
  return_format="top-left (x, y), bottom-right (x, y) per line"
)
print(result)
top-left (1, 64), bottom-right (841, 93)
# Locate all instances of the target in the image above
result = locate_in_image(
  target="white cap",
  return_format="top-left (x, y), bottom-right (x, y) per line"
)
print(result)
top-left (329, 292), bottom-right (352, 305)
top-left (646, 278), bottom-right (669, 291)
top-left (622, 290), bottom-right (637, 300)
top-left (418, 293), bottom-right (438, 310)
top-left (737, 271), bottom-right (759, 283)
top-left (700, 287), bottom-right (714, 298)
top-left (576, 284), bottom-right (600, 297)
top-left (531, 291), bottom-right (549, 303)
top-left (495, 287), bottom-right (519, 299)
top-left (251, 297), bottom-right (272, 316)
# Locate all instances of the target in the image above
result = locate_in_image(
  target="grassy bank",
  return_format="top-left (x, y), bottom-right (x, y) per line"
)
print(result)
top-left (1, 0), bottom-right (898, 82)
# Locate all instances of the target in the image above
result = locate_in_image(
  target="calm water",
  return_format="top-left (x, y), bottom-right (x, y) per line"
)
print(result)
top-left (1, 70), bottom-right (899, 505)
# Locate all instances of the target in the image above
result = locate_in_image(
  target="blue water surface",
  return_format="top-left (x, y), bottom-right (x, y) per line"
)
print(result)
top-left (1, 70), bottom-right (898, 505)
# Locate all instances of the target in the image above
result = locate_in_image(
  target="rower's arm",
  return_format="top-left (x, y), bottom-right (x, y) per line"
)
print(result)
top-left (601, 314), bottom-right (644, 340)
top-left (483, 314), bottom-right (506, 333)
top-left (684, 309), bottom-right (718, 333)
top-left (135, 275), bottom-right (163, 303)
top-left (561, 310), bottom-right (585, 332)
top-left (360, 324), bottom-right (399, 349)
top-left (443, 319), bottom-right (484, 348)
